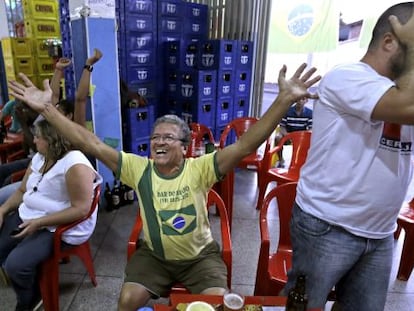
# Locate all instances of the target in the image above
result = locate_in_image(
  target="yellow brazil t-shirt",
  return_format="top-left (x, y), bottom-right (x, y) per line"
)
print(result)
top-left (117, 151), bottom-right (222, 260)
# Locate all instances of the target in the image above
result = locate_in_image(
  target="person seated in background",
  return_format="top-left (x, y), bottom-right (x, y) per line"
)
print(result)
top-left (274, 97), bottom-right (313, 167)
top-left (0, 119), bottom-right (102, 311)
top-left (0, 48), bottom-right (103, 205)
top-left (0, 99), bottom-right (23, 134)
top-left (8, 63), bottom-right (320, 311)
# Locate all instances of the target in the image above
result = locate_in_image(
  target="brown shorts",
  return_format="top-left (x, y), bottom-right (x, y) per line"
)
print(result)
top-left (124, 240), bottom-right (228, 297)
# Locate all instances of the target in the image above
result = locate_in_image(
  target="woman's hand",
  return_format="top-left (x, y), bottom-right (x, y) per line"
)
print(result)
top-left (9, 73), bottom-right (53, 114)
top-left (10, 218), bottom-right (42, 238)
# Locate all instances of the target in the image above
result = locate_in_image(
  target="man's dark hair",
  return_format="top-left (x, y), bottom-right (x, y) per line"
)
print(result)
top-left (368, 2), bottom-right (414, 49)
top-left (57, 99), bottom-right (74, 117)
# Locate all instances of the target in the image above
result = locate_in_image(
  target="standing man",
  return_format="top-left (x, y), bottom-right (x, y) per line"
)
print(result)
top-left (285, 3), bottom-right (414, 311)
top-left (9, 64), bottom-right (320, 311)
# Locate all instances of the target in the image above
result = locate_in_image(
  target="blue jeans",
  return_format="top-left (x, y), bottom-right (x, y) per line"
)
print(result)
top-left (285, 203), bottom-right (393, 311)
top-left (0, 158), bottom-right (30, 186)
top-left (0, 182), bottom-right (21, 205)
top-left (0, 211), bottom-right (54, 308)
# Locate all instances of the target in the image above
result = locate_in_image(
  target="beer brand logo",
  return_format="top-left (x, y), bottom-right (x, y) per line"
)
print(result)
top-left (239, 84), bottom-right (246, 92)
top-left (136, 0), bottom-right (147, 11)
top-left (224, 56), bottom-right (232, 65)
top-left (203, 87), bottom-right (211, 95)
top-left (137, 70), bottom-right (148, 80)
top-left (136, 54), bottom-right (148, 63)
top-left (240, 55), bottom-right (248, 64)
top-left (169, 56), bottom-right (176, 64)
top-left (167, 3), bottom-right (177, 13)
top-left (192, 8), bottom-right (200, 16)
top-left (192, 24), bottom-right (200, 32)
top-left (181, 84), bottom-right (193, 97)
top-left (222, 85), bottom-right (230, 94)
top-left (138, 88), bottom-right (148, 96)
top-left (185, 54), bottom-right (195, 66)
top-left (136, 20), bottom-right (146, 29)
top-left (136, 37), bottom-right (147, 48)
top-left (167, 21), bottom-right (176, 30)
top-left (202, 54), bottom-right (214, 67)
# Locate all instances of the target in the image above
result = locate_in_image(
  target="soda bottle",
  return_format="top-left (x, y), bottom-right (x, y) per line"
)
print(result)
top-left (286, 274), bottom-right (308, 311)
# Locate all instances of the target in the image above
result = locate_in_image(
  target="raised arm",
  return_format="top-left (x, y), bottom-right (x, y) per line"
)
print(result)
top-left (50, 57), bottom-right (72, 105)
top-left (216, 64), bottom-right (320, 176)
top-left (371, 10), bottom-right (414, 124)
top-left (74, 48), bottom-right (103, 126)
top-left (9, 75), bottom-right (119, 173)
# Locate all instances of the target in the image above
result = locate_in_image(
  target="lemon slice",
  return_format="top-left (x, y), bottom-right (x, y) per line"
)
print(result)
top-left (186, 301), bottom-right (215, 311)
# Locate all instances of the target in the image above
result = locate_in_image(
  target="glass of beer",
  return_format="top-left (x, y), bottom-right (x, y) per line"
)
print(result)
top-left (223, 291), bottom-right (245, 311)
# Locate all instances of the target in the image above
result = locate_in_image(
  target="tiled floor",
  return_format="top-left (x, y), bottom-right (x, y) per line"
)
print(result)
top-left (2, 166), bottom-right (414, 310)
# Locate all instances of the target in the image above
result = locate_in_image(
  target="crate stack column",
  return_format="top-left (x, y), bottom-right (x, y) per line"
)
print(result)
top-left (69, 3), bottom-right (122, 187)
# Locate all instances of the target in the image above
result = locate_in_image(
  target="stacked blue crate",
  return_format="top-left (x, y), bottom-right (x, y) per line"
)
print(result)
top-left (123, 105), bottom-right (155, 156)
top-left (233, 40), bottom-right (254, 118)
top-left (198, 39), bottom-right (237, 138)
top-left (179, 69), bottom-right (217, 126)
top-left (59, 0), bottom-right (75, 100)
top-left (118, 0), bottom-right (158, 156)
top-left (157, 0), bottom-right (185, 116)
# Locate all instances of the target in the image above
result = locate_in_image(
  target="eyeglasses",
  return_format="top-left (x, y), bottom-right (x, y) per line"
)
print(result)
top-left (150, 134), bottom-right (184, 143)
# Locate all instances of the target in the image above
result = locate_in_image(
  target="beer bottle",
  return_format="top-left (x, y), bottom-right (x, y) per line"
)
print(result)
top-left (104, 182), bottom-right (113, 211)
top-left (126, 185), bottom-right (135, 204)
top-left (120, 182), bottom-right (127, 206)
top-left (286, 274), bottom-right (308, 311)
top-left (111, 180), bottom-right (121, 209)
top-left (0, 120), bottom-right (7, 144)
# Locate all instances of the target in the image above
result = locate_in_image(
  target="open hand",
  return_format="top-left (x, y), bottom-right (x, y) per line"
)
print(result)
top-left (277, 63), bottom-right (321, 104)
top-left (389, 10), bottom-right (414, 46)
top-left (8, 73), bottom-right (53, 114)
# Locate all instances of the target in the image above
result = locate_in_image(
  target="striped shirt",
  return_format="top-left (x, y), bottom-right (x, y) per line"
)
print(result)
top-left (280, 105), bottom-right (313, 132)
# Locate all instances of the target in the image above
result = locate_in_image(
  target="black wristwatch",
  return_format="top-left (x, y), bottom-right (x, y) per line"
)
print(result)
top-left (83, 64), bottom-right (93, 72)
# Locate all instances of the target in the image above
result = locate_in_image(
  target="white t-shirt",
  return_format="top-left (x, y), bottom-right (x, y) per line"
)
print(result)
top-left (296, 62), bottom-right (414, 239)
top-left (19, 150), bottom-right (102, 244)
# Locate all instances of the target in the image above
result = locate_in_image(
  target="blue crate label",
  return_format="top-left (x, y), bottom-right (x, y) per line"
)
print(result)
top-left (181, 83), bottom-right (193, 97)
top-left (224, 56), bottom-right (233, 66)
top-left (201, 53), bottom-right (214, 67)
top-left (240, 55), bottom-right (249, 65)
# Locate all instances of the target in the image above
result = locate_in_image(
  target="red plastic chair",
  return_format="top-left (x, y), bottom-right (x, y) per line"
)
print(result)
top-left (254, 182), bottom-right (297, 296)
top-left (39, 184), bottom-right (101, 311)
top-left (394, 198), bottom-right (414, 280)
top-left (186, 122), bottom-right (215, 158)
top-left (127, 188), bottom-right (232, 292)
top-left (219, 117), bottom-right (271, 180)
top-left (255, 130), bottom-right (311, 210)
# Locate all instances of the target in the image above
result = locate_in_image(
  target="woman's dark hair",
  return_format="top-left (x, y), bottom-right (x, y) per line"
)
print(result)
top-left (34, 119), bottom-right (72, 160)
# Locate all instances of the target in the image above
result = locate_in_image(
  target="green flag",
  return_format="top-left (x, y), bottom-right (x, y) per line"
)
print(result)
top-left (268, 0), bottom-right (339, 53)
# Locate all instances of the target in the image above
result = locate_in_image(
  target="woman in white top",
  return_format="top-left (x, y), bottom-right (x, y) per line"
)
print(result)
top-left (0, 119), bottom-right (102, 311)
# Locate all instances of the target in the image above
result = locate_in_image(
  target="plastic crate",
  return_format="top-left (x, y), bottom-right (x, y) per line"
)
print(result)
top-left (14, 57), bottom-right (35, 75)
top-left (217, 69), bottom-right (234, 98)
top-left (125, 0), bottom-right (155, 14)
top-left (1, 37), bottom-right (32, 57)
top-left (215, 97), bottom-right (234, 127)
top-left (32, 38), bottom-right (52, 57)
top-left (158, 0), bottom-right (183, 17)
top-left (23, 0), bottom-right (59, 20)
top-left (36, 56), bottom-right (55, 74)
top-left (25, 19), bottom-right (60, 38)
top-left (198, 39), bottom-right (237, 70)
